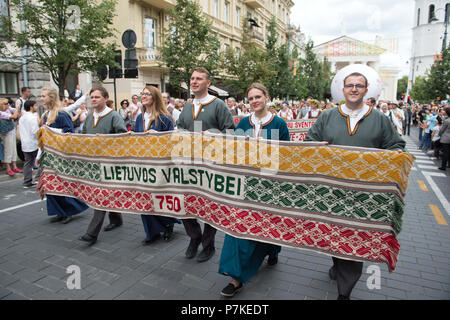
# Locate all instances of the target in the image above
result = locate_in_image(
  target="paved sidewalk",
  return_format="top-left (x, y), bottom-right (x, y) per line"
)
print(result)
top-left (0, 127), bottom-right (449, 300)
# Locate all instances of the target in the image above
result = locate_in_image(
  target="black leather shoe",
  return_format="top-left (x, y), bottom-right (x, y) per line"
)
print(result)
top-left (61, 216), bottom-right (73, 224)
top-left (438, 167), bottom-right (446, 171)
top-left (329, 267), bottom-right (337, 281)
top-left (79, 234), bottom-right (97, 245)
top-left (267, 256), bottom-right (278, 266)
top-left (221, 282), bottom-right (243, 297)
top-left (163, 226), bottom-right (174, 241)
top-left (197, 247), bottom-right (215, 263)
top-left (23, 182), bottom-right (37, 189)
top-left (50, 216), bottom-right (64, 223)
top-left (141, 234), bottom-right (160, 246)
top-left (185, 239), bottom-right (201, 259)
top-left (104, 223), bottom-right (122, 232)
top-left (337, 295), bottom-right (350, 300)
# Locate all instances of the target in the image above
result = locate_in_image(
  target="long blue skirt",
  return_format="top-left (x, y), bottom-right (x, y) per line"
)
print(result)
top-left (218, 234), bottom-right (281, 284)
top-left (46, 195), bottom-right (89, 217)
top-left (141, 215), bottom-right (181, 241)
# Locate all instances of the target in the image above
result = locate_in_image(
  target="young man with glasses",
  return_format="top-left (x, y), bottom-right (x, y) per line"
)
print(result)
top-left (305, 72), bottom-right (405, 300)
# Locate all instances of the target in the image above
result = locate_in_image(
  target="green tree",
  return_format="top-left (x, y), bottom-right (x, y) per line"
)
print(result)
top-left (298, 40), bottom-right (324, 99)
top-left (274, 43), bottom-right (294, 100)
top-left (265, 17), bottom-right (278, 98)
top-left (397, 76), bottom-right (408, 101)
top-left (426, 46), bottom-right (450, 101)
top-left (0, 0), bottom-right (118, 97)
top-left (290, 46), bottom-right (308, 99)
top-left (220, 19), bottom-right (274, 96)
top-left (161, 0), bottom-right (220, 94)
top-left (264, 17), bottom-right (294, 100)
top-left (320, 57), bottom-right (333, 99)
top-left (410, 76), bottom-right (433, 103)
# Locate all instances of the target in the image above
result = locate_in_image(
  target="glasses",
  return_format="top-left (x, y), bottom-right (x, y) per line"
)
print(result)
top-left (344, 84), bottom-right (366, 90)
top-left (140, 92), bottom-right (152, 97)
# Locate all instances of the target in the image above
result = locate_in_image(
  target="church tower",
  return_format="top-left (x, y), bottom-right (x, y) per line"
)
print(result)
top-left (409, 0), bottom-right (449, 89)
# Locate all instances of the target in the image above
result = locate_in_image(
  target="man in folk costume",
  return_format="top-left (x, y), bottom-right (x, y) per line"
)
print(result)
top-left (79, 87), bottom-right (128, 245)
top-left (176, 67), bottom-right (235, 262)
top-left (306, 72), bottom-right (405, 300)
top-left (297, 101), bottom-right (309, 119)
top-left (303, 100), bottom-right (322, 120)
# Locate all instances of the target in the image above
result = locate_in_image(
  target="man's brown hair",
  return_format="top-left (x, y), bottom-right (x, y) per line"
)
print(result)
top-left (90, 87), bottom-right (109, 99)
top-left (344, 72), bottom-right (368, 87)
top-left (192, 67), bottom-right (211, 81)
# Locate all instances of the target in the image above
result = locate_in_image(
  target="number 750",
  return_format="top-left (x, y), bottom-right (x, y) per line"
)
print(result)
top-left (155, 195), bottom-right (182, 212)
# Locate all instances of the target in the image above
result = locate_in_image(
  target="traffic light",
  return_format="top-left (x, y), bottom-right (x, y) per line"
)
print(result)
top-left (97, 66), bottom-right (108, 81)
top-left (124, 69), bottom-right (138, 78)
top-left (124, 48), bottom-right (138, 78)
top-left (109, 50), bottom-right (123, 79)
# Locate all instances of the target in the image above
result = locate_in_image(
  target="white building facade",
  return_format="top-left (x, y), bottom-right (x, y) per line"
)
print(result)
top-left (313, 36), bottom-right (401, 102)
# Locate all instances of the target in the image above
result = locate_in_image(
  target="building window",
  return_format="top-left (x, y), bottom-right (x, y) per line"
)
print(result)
top-left (235, 47), bottom-right (240, 58)
top-left (0, 0), bottom-right (9, 35)
top-left (428, 4), bottom-right (435, 23)
top-left (417, 8), bottom-right (421, 26)
top-left (235, 7), bottom-right (240, 27)
top-left (0, 72), bottom-right (19, 95)
top-left (145, 18), bottom-right (156, 48)
top-left (214, 0), bottom-right (219, 19)
top-left (223, 43), bottom-right (229, 52)
top-left (225, 2), bottom-right (230, 24)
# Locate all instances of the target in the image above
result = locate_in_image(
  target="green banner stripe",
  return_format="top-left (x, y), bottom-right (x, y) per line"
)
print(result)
top-left (244, 176), bottom-right (403, 233)
top-left (41, 152), bottom-right (101, 181)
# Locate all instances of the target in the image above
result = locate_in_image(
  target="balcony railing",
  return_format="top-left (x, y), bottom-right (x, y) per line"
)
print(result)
top-left (248, 29), bottom-right (264, 44)
top-left (244, 0), bottom-right (264, 9)
top-left (142, 0), bottom-right (175, 9)
top-left (136, 47), bottom-right (165, 69)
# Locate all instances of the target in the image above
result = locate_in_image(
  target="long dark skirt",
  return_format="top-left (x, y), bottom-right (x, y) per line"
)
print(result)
top-left (141, 215), bottom-right (181, 241)
top-left (219, 234), bottom-right (281, 284)
top-left (46, 195), bottom-right (89, 217)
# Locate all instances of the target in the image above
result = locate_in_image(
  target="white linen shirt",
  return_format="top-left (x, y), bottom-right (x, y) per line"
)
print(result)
top-left (18, 111), bottom-right (39, 152)
top-left (340, 104), bottom-right (370, 132)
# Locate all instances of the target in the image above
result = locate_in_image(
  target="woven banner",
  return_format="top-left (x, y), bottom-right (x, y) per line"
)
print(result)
top-left (37, 126), bottom-right (414, 271)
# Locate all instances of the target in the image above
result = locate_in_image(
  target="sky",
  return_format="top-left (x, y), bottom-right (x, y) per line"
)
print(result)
top-left (290, 0), bottom-right (415, 78)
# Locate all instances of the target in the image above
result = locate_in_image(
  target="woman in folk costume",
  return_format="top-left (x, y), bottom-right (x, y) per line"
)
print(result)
top-left (134, 85), bottom-right (181, 244)
top-left (303, 99), bottom-right (322, 119)
top-left (218, 83), bottom-right (290, 297)
top-left (40, 87), bottom-right (89, 224)
top-left (277, 102), bottom-right (293, 121)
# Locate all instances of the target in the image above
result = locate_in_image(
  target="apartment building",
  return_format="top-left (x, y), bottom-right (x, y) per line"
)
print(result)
top-left (1, 0), bottom-right (296, 103)
top-left (0, 0), bottom-right (52, 99)
top-left (98, 0), bottom-right (296, 102)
